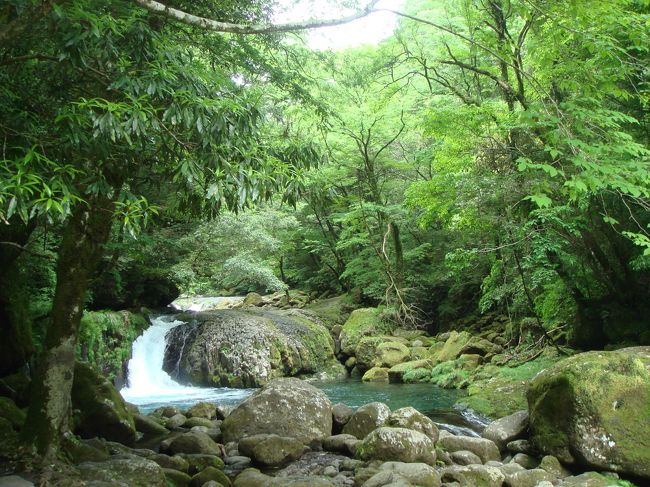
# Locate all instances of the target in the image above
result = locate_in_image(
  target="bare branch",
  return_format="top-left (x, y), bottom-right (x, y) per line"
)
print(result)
top-left (133, 0), bottom-right (380, 34)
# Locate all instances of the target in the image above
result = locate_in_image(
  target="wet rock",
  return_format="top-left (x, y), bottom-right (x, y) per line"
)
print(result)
top-left (450, 450), bottom-right (482, 466)
top-left (78, 455), bottom-right (166, 487)
top-left (504, 469), bottom-right (555, 487)
top-left (222, 378), bottom-right (332, 444)
top-left (162, 468), bottom-right (192, 487)
top-left (511, 453), bottom-right (539, 469)
top-left (150, 453), bottom-right (189, 472)
top-left (438, 435), bottom-right (500, 464)
top-left (332, 403), bottom-right (354, 433)
top-left (168, 431), bottom-right (222, 456)
top-left (378, 462), bottom-right (441, 487)
top-left (356, 427), bottom-right (437, 465)
top-left (323, 434), bottom-right (360, 455)
top-left (71, 362), bottom-right (136, 445)
top-left (239, 434), bottom-right (305, 467)
top-left (342, 402), bottom-right (390, 439)
top-left (362, 367), bottom-right (389, 382)
top-left (528, 348), bottom-right (650, 478)
top-left (440, 464), bottom-right (504, 487)
top-left (165, 414), bottom-right (188, 428)
top-left (133, 414), bottom-right (169, 437)
top-left (386, 407), bottom-right (439, 443)
top-left (176, 454), bottom-right (225, 474)
top-left (189, 466), bottom-right (231, 487)
top-left (482, 411), bottom-right (528, 451)
top-left (186, 402), bottom-right (217, 420)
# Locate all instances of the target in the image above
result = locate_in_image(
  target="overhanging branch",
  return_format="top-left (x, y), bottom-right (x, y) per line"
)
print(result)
top-left (133, 0), bottom-right (380, 34)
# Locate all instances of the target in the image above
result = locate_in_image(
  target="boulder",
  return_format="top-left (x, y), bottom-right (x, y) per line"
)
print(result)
top-left (438, 435), bottom-right (500, 464)
top-left (233, 468), bottom-right (334, 487)
top-left (440, 464), bottom-right (505, 487)
top-left (163, 468), bottom-right (192, 487)
top-left (450, 450), bottom-right (482, 465)
top-left (504, 469), bottom-right (555, 487)
top-left (133, 414), bottom-right (169, 437)
top-left (165, 413), bottom-right (188, 428)
top-left (149, 453), bottom-right (189, 472)
top-left (322, 434), bottom-right (359, 455)
top-left (539, 455), bottom-right (571, 478)
top-left (189, 466), bottom-right (231, 487)
top-left (362, 367), bottom-right (389, 382)
top-left (332, 403), bottom-right (354, 432)
top-left (164, 309), bottom-right (339, 387)
top-left (527, 348), bottom-right (650, 478)
top-left (243, 292), bottom-right (263, 306)
top-left (434, 331), bottom-right (471, 363)
top-left (342, 402), bottom-right (390, 439)
top-left (356, 427), bottom-right (436, 465)
top-left (388, 359), bottom-right (433, 383)
top-left (339, 308), bottom-right (395, 356)
top-left (376, 341), bottom-right (411, 368)
top-left (167, 432), bottom-right (222, 456)
top-left (386, 407), bottom-right (439, 443)
top-left (71, 362), bottom-right (136, 444)
top-left (0, 396), bottom-right (25, 430)
top-left (222, 378), bottom-right (332, 444)
top-left (177, 454), bottom-right (225, 474)
top-left (482, 410), bottom-right (528, 451)
top-left (78, 456), bottom-right (166, 487)
top-left (241, 434), bottom-right (305, 467)
top-left (459, 338), bottom-right (503, 357)
top-left (377, 462), bottom-right (441, 487)
top-left (186, 402), bottom-right (217, 420)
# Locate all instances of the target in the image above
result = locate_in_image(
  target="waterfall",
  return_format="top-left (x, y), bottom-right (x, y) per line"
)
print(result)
top-left (121, 315), bottom-right (195, 400)
top-left (120, 314), bottom-right (253, 413)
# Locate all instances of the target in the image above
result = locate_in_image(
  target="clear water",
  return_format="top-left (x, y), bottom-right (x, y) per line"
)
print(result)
top-left (120, 313), bottom-right (482, 435)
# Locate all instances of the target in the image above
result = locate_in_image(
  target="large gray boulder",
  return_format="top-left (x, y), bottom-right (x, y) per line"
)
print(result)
top-left (482, 410), bottom-right (528, 451)
top-left (527, 348), bottom-right (650, 479)
top-left (222, 378), bottom-right (332, 443)
top-left (342, 402), bottom-right (390, 439)
top-left (356, 427), bottom-right (437, 465)
top-left (386, 407), bottom-right (439, 443)
top-left (440, 464), bottom-right (505, 487)
top-left (164, 309), bottom-right (339, 387)
top-left (78, 456), bottom-right (166, 487)
top-left (438, 435), bottom-right (500, 464)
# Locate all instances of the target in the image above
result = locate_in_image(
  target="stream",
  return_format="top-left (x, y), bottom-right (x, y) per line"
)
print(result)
top-left (120, 312), bottom-right (484, 436)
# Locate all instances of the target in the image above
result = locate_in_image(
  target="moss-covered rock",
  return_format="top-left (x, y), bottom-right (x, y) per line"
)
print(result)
top-left (79, 456), bottom-right (166, 487)
top-left (164, 309), bottom-right (340, 387)
top-left (0, 396), bottom-right (25, 430)
top-left (304, 295), bottom-right (354, 329)
top-left (435, 331), bottom-right (471, 362)
top-left (402, 367), bottom-right (432, 383)
top-left (527, 348), bottom-right (650, 479)
top-left (376, 341), bottom-right (410, 368)
top-left (222, 378), bottom-right (332, 444)
top-left (386, 407), bottom-right (439, 443)
top-left (77, 310), bottom-right (149, 384)
top-left (355, 336), bottom-right (409, 370)
top-left (343, 402), bottom-right (391, 439)
top-left (362, 367), bottom-right (389, 382)
top-left (71, 361), bottom-right (136, 444)
top-left (339, 308), bottom-right (395, 356)
top-left (388, 359), bottom-right (434, 383)
top-left (356, 427), bottom-right (436, 465)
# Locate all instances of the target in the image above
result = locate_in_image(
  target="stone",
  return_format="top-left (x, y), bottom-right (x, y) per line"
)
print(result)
top-left (222, 378), bottom-right (332, 444)
top-left (0, 476), bottom-right (34, 487)
top-left (186, 402), bottom-right (217, 420)
top-left (233, 468), bottom-right (334, 487)
top-left (539, 455), bottom-right (571, 478)
top-left (323, 434), bottom-right (359, 455)
top-left (378, 462), bottom-right (441, 487)
top-left (440, 465), bottom-right (505, 487)
top-left (164, 309), bottom-right (339, 388)
top-left (243, 292), bottom-right (263, 306)
top-left (189, 466), bottom-right (231, 487)
top-left (163, 468), bottom-right (192, 487)
top-left (342, 402), bottom-right (390, 439)
top-left (241, 434), bottom-right (305, 467)
top-left (450, 450), bottom-right (482, 466)
top-left (185, 417), bottom-right (216, 428)
top-left (362, 367), bottom-right (389, 382)
top-left (482, 410), bottom-right (528, 451)
top-left (177, 454), bottom-right (225, 474)
top-left (386, 407), bottom-right (439, 443)
top-left (71, 362), bottom-right (136, 445)
top-left (154, 406), bottom-right (182, 418)
top-left (133, 414), bottom-right (169, 436)
top-left (459, 338), bottom-right (503, 357)
top-left (356, 427), bottom-right (437, 465)
top-left (559, 472), bottom-right (616, 487)
top-left (504, 469), bottom-right (554, 487)
top-left (361, 471), bottom-right (414, 487)
top-left (168, 432), bottom-right (222, 456)
top-left (527, 348), bottom-right (650, 478)
top-left (332, 403), bottom-right (354, 431)
top-left (438, 435), bottom-right (501, 464)
top-left (506, 439), bottom-right (534, 455)
top-left (387, 359), bottom-right (434, 383)
top-left (511, 453), bottom-right (539, 469)
top-left (376, 341), bottom-right (411, 368)
top-left (150, 453), bottom-right (189, 472)
top-left (78, 456), bottom-right (166, 487)
top-left (339, 308), bottom-right (395, 356)
top-left (435, 331), bottom-right (471, 363)
top-left (166, 414), bottom-right (188, 428)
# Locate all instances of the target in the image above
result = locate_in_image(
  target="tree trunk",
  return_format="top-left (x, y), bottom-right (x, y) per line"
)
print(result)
top-left (21, 194), bottom-right (115, 459)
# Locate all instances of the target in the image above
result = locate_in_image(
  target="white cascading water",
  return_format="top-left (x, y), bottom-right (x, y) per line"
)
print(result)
top-left (120, 314), bottom-right (252, 412)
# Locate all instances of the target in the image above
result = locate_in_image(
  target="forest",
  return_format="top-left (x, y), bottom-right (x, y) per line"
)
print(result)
top-left (0, 0), bottom-right (649, 486)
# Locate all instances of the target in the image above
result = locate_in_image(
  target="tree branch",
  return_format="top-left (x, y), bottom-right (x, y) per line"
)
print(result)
top-left (133, 0), bottom-right (380, 34)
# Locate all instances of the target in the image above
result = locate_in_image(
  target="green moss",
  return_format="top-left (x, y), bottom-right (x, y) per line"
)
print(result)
top-left (429, 361), bottom-right (471, 389)
top-left (304, 294), bottom-right (354, 328)
top-left (77, 311), bottom-right (149, 382)
top-left (403, 368), bottom-right (432, 383)
top-left (339, 307), bottom-right (395, 355)
top-left (0, 397), bottom-right (25, 430)
top-left (435, 331), bottom-right (471, 362)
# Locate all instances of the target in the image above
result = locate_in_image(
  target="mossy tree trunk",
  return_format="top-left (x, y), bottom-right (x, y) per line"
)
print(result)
top-left (22, 194), bottom-right (116, 459)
